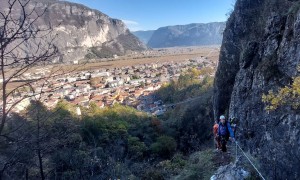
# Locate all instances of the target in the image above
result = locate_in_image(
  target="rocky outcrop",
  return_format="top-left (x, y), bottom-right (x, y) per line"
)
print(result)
top-left (214, 0), bottom-right (300, 179)
top-left (210, 163), bottom-right (249, 180)
top-left (147, 22), bottom-right (225, 48)
top-left (1, 0), bottom-right (146, 63)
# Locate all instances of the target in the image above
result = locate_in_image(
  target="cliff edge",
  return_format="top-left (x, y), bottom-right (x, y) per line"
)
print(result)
top-left (214, 0), bottom-right (300, 179)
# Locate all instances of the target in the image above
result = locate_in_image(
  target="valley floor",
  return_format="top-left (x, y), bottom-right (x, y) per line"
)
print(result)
top-left (32, 46), bottom-right (220, 73)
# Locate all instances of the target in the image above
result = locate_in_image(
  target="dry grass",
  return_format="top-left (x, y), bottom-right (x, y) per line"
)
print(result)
top-left (58, 46), bottom-right (220, 71)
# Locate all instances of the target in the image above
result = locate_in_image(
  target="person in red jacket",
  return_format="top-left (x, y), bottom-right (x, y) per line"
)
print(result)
top-left (213, 120), bottom-right (221, 150)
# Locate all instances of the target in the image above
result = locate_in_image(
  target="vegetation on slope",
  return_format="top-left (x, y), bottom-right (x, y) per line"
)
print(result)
top-left (0, 68), bottom-right (215, 179)
top-left (262, 77), bottom-right (300, 111)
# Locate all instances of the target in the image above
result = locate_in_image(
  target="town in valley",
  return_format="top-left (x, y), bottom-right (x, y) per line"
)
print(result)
top-left (2, 47), bottom-right (218, 116)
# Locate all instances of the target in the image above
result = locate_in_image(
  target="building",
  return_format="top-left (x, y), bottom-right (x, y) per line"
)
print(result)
top-left (129, 79), bottom-right (145, 86)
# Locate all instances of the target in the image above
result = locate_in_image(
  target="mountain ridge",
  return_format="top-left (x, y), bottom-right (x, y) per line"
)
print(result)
top-left (145, 22), bottom-right (225, 48)
top-left (1, 0), bottom-right (147, 63)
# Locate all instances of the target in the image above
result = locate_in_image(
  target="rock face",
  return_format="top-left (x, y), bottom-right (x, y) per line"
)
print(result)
top-left (213, 0), bottom-right (300, 179)
top-left (132, 30), bottom-right (155, 44)
top-left (1, 0), bottom-right (146, 62)
top-left (210, 163), bottom-right (249, 180)
top-left (147, 22), bottom-right (225, 48)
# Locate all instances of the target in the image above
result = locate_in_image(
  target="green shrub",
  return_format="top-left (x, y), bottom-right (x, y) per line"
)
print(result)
top-left (141, 170), bottom-right (164, 180)
top-left (150, 135), bottom-right (177, 157)
top-left (156, 153), bottom-right (187, 177)
top-left (155, 68), bottom-right (214, 104)
top-left (262, 77), bottom-right (300, 111)
top-left (174, 150), bottom-right (215, 180)
top-left (128, 136), bottom-right (147, 160)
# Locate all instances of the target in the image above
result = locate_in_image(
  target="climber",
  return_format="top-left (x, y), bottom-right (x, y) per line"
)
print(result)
top-left (213, 120), bottom-right (221, 150)
top-left (217, 115), bottom-right (235, 152)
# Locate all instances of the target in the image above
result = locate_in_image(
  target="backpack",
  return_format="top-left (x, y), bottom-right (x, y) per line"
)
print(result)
top-left (219, 121), bottom-right (230, 141)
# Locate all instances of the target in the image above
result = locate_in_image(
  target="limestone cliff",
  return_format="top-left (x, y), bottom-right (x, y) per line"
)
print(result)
top-left (1, 0), bottom-right (146, 62)
top-left (214, 0), bottom-right (300, 179)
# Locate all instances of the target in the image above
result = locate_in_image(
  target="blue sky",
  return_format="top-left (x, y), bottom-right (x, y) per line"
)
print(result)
top-left (68, 0), bottom-right (235, 31)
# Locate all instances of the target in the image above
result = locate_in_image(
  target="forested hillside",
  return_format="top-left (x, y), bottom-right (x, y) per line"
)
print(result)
top-left (0, 68), bottom-right (216, 179)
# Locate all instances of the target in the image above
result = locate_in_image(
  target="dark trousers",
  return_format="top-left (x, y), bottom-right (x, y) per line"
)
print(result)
top-left (218, 136), bottom-right (228, 152)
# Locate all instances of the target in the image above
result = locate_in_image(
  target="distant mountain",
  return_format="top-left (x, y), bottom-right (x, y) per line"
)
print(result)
top-left (147, 22), bottom-right (226, 48)
top-left (132, 30), bottom-right (155, 44)
top-left (1, 0), bottom-right (147, 62)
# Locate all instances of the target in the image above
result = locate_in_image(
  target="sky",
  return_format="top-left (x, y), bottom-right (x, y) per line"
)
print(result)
top-left (67, 0), bottom-right (235, 31)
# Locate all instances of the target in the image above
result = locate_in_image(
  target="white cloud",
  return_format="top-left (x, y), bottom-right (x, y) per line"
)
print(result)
top-left (122, 19), bottom-right (139, 25)
top-left (121, 19), bottom-right (142, 31)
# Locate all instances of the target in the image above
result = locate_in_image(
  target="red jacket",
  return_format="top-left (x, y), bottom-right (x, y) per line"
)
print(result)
top-left (213, 124), bottom-right (219, 137)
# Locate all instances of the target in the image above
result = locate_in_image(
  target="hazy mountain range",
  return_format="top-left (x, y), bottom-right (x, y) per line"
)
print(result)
top-left (3, 0), bottom-right (225, 62)
top-left (133, 22), bottom-right (225, 48)
top-left (131, 30), bottom-right (155, 44)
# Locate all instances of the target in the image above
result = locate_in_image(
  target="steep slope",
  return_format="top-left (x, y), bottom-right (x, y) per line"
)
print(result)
top-left (1, 0), bottom-right (146, 63)
top-left (147, 22), bottom-right (225, 48)
top-left (132, 30), bottom-right (155, 44)
top-left (214, 0), bottom-right (300, 179)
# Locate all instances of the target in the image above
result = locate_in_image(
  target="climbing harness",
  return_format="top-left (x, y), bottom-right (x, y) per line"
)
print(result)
top-left (235, 141), bottom-right (266, 180)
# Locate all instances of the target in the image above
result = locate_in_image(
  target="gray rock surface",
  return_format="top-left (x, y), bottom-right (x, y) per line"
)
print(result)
top-left (213, 0), bottom-right (300, 179)
top-left (210, 163), bottom-right (249, 180)
top-left (1, 0), bottom-right (146, 63)
top-left (147, 22), bottom-right (225, 48)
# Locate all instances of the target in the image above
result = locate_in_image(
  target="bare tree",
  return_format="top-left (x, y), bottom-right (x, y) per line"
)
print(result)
top-left (0, 0), bottom-right (150, 179)
top-left (0, 0), bottom-right (62, 179)
top-left (0, 0), bottom-right (59, 136)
